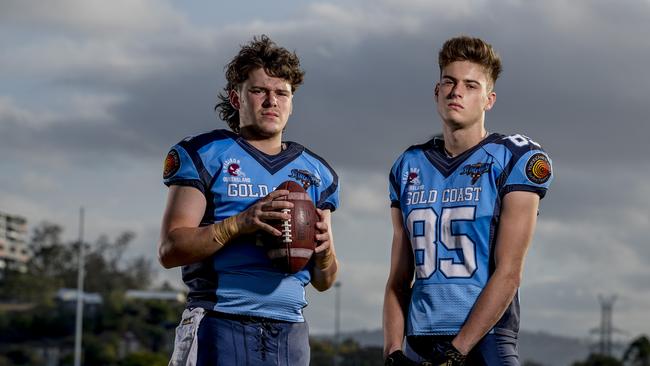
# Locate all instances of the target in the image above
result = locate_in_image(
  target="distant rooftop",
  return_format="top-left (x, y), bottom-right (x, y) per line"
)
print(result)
top-left (56, 288), bottom-right (103, 304)
top-left (125, 290), bottom-right (186, 303)
top-left (54, 288), bottom-right (186, 304)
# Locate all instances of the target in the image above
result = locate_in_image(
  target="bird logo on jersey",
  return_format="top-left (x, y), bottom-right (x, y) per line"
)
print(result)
top-left (223, 158), bottom-right (246, 177)
top-left (461, 162), bottom-right (492, 184)
top-left (289, 169), bottom-right (320, 189)
top-left (402, 168), bottom-right (421, 185)
top-left (525, 153), bottom-right (551, 184)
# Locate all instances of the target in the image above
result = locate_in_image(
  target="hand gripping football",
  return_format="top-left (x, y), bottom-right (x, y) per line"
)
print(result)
top-left (266, 180), bottom-right (318, 273)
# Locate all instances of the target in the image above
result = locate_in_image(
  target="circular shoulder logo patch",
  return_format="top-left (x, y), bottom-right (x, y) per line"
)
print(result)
top-left (525, 153), bottom-right (551, 184)
top-left (163, 149), bottom-right (180, 179)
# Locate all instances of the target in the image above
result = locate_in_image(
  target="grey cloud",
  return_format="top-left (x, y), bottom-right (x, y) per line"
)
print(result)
top-left (4, 0), bottom-right (650, 168)
top-left (0, 0), bottom-right (183, 34)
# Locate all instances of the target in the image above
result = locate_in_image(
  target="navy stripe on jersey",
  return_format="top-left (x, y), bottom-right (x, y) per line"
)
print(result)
top-left (502, 184), bottom-right (547, 198)
top-left (200, 200), bottom-right (216, 226)
top-left (167, 130), bottom-right (234, 194)
top-left (178, 134), bottom-right (225, 224)
top-left (185, 129), bottom-right (238, 147)
top-left (389, 170), bottom-right (400, 207)
top-left (168, 179), bottom-right (207, 195)
top-left (202, 160), bottom-right (225, 225)
top-left (421, 134), bottom-right (501, 177)
top-left (304, 147), bottom-right (340, 211)
top-left (178, 139), bottom-right (213, 188)
top-left (493, 136), bottom-right (525, 199)
top-left (495, 295), bottom-right (520, 338)
top-left (488, 134), bottom-right (549, 199)
top-left (495, 167), bottom-right (509, 194)
top-left (235, 139), bottom-right (305, 174)
top-left (182, 261), bottom-right (218, 306)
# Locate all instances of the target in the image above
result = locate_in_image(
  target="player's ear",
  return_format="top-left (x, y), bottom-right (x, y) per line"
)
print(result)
top-left (434, 83), bottom-right (440, 100)
top-left (484, 91), bottom-right (496, 111)
top-left (288, 92), bottom-right (293, 116)
top-left (229, 89), bottom-right (240, 110)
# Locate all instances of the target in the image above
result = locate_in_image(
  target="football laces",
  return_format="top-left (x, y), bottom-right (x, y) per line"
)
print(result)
top-left (281, 208), bottom-right (292, 243)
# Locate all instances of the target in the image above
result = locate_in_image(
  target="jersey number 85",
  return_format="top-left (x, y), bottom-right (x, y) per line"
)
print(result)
top-left (406, 207), bottom-right (477, 279)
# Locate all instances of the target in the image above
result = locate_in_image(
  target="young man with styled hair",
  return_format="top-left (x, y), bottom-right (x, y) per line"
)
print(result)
top-left (383, 36), bottom-right (553, 365)
top-left (159, 35), bottom-right (339, 366)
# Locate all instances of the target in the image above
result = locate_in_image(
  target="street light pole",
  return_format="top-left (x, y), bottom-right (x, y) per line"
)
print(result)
top-left (73, 207), bottom-right (85, 366)
top-left (334, 281), bottom-right (341, 366)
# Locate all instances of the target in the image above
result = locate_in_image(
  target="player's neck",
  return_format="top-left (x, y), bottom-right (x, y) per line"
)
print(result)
top-left (240, 130), bottom-right (284, 155)
top-left (442, 124), bottom-right (488, 157)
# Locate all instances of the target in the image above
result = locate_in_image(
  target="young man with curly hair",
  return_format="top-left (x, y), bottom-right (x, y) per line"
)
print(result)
top-left (159, 35), bottom-right (339, 366)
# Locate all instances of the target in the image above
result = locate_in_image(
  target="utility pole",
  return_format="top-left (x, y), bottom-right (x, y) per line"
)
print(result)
top-left (333, 281), bottom-right (341, 366)
top-left (73, 207), bottom-right (85, 366)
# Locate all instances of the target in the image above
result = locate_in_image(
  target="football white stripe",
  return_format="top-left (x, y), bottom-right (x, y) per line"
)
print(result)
top-left (267, 248), bottom-right (314, 259)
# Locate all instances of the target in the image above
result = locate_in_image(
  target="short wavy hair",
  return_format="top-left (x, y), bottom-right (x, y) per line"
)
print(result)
top-left (438, 36), bottom-right (502, 89)
top-left (215, 35), bottom-right (305, 133)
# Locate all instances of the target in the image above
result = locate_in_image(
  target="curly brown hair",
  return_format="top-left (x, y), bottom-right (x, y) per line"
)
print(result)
top-left (215, 35), bottom-right (305, 133)
top-left (438, 36), bottom-right (502, 90)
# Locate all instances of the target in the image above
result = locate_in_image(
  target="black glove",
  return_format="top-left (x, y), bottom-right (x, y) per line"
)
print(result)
top-left (427, 341), bottom-right (466, 366)
top-left (385, 350), bottom-right (419, 366)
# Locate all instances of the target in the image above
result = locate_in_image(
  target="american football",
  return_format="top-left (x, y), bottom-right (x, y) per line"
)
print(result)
top-left (266, 180), bottom-right (318, 273)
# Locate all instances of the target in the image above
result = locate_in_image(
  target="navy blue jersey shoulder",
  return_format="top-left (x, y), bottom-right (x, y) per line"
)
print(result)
top-left (177, 129), bottom-right (237, 152)
top-left (302, 145), bottom-right (338, 180)
top-left (404, 138), bottom-right (437, 153)
top-left (302, 146), bottom-right (339, 211)
top-left (173, 130), bottom-right (236, 193)
top-left (487, 133), bottom-right (551, 198)
top-left (389, 139), bottom-right (435, 207)
top-left (488, 133), bottom-right (546, 156)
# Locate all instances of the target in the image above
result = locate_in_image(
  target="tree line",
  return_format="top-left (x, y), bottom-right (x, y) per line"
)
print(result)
top-left (0, 222), bottom-right (176, 365)
top-left (1, 222), bottom-right (648, 365)
top-left (0, 222), bottom-right (385, 365)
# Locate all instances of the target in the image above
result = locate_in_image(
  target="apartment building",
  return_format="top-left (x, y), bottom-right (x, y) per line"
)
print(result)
top-left (0, 211), bottom-right (30, 274)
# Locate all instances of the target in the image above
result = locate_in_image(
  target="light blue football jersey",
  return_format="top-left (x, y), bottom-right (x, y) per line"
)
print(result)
top-left (163, 129), bottom-right (339, 322)
top-left (389, 133), bottom-right (553, 337)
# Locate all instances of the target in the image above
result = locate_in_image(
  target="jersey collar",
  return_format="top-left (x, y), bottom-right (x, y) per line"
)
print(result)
top-left (235, 137), bottom-right (305, 175)
top-left (423, 133), bottom-right (500, 178)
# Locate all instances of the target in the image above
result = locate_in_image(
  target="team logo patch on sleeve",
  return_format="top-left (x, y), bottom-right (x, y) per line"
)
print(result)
top-left (525, 153), bottom-right (551, 184)
top-left (163, 149), bottom-right (180, 179)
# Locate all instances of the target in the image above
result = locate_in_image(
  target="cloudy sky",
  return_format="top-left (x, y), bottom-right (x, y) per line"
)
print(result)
top-left (2, 0), bottom-right (650, 340)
